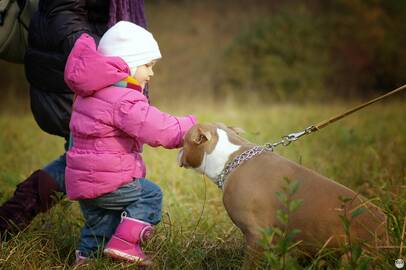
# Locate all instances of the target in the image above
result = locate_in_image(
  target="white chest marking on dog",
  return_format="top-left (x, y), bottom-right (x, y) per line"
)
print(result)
top-left (197, 129), bottom-right (241, 181)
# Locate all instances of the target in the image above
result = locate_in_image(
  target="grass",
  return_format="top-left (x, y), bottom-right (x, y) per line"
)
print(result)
top-left (0, 100), bottom-right (405, 269)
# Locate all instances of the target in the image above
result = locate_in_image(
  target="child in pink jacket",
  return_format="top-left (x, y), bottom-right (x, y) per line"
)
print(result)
top-left (64, 21), bottom-right (196, 265)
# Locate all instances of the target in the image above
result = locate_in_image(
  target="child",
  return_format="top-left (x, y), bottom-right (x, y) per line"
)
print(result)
top-left (64, 21), bottom-right (197, 265)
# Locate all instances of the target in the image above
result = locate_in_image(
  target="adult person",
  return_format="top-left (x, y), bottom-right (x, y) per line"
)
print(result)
top-left (0, 0), bottom-right (148, 236)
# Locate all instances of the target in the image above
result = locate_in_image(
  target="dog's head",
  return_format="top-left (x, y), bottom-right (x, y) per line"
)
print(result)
top-left (178, 123), bottom-right (247, 171)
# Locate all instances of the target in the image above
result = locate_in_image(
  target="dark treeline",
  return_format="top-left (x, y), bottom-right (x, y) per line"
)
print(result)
top-left (215, 0), bottom-right (406, 100)
top-left (1, 0), bottom-right (405, 102)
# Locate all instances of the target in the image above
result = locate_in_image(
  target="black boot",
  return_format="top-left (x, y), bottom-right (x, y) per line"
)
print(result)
top-left (0, 170), bottom-right (60, 236)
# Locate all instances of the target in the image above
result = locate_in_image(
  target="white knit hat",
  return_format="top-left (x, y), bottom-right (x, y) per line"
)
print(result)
top-left (97, 21), bottom-right (161, 75)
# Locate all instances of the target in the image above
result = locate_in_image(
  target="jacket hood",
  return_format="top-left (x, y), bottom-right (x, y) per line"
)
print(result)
top-left (64, 34), bottom-right (130, 97)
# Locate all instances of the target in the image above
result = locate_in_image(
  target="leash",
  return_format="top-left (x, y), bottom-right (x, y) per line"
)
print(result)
top-left (215, 84), bottom-right (406, 190)
top-left (266, 84), bottom-right (406, 149)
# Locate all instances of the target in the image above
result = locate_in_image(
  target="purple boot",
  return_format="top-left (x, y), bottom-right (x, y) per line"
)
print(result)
top-left (104, 215), bottom-right (153, 264)
top-left (0, 170), bottom-right (60, 236)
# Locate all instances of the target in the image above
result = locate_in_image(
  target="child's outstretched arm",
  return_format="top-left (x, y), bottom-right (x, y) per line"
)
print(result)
top-left (113, 94), bottom-right (196, 148)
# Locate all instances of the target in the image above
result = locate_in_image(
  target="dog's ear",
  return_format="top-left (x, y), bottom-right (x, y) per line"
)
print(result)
top-left (227, 126), bottom-right (245, 135)
top-left (192, 127), bottom-right (212, 145)
top-left (215, 122), bottom-right (245, 135)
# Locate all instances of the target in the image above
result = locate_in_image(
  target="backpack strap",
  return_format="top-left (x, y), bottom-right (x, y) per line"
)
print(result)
top-left (0, 0), bottom-right (12, 26)
top-left (0, 0), bottom-right (38, 63)
top-left (0, 0), bottom-right (38, 28)
top-left (18, 0), bottom-right (38, 30)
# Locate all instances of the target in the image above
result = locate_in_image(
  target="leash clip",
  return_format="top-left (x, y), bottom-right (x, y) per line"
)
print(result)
top-left (285, 126), bottom-right (315, 142)
top-left (284, 131), bottom-right (305, 142)
top-left (274, 126), bottom-right (316, 147)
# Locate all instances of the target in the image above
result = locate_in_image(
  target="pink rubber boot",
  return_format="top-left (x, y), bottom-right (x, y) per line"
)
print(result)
top-left (104, 215), bottom-right (153, 264)
top-left (74, 250), bottom-right (91, 266)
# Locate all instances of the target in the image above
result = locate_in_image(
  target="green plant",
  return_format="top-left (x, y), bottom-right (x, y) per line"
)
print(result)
top-left (337, 195), bottom-right (372, 270)
top-left (258, 177), bottom-right (303, 269)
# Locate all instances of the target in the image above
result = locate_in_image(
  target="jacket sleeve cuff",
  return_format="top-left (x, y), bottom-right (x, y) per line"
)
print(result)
top-left (177, 115), bottom-right (197, 147)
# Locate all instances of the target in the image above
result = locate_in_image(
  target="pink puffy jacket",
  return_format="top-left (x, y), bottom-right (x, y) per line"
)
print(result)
top-left (64, 34), bottom-right (196, 200)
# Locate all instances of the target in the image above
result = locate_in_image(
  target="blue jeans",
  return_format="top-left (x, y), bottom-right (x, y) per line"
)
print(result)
top-left (78, 178), bottom-right (163, 256)
top-left (42, 141), bottom-right (68, 194)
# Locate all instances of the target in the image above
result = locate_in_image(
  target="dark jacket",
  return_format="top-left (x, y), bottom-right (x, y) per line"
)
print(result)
top-left (25, 0), bottom-right (110, 139)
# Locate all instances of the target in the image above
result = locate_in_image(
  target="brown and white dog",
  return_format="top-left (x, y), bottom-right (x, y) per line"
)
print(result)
top-left (178, 123), bottom-right (387, 268)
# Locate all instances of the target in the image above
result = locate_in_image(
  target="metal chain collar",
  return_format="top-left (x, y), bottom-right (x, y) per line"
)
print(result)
top-left (215, 145), bottom-right (273, 189)
top-left (215, 126), bottom-right (315, 190)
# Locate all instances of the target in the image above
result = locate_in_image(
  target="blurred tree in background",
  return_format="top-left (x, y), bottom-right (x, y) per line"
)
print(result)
top-left (216, 3), bottom-right (330, 100)
top-left (216, 0), bottom-right (406, 100)
top-left (0, 0), bottom-right (405, 103)
top-left (325, 0), bottom-right (406, 97)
